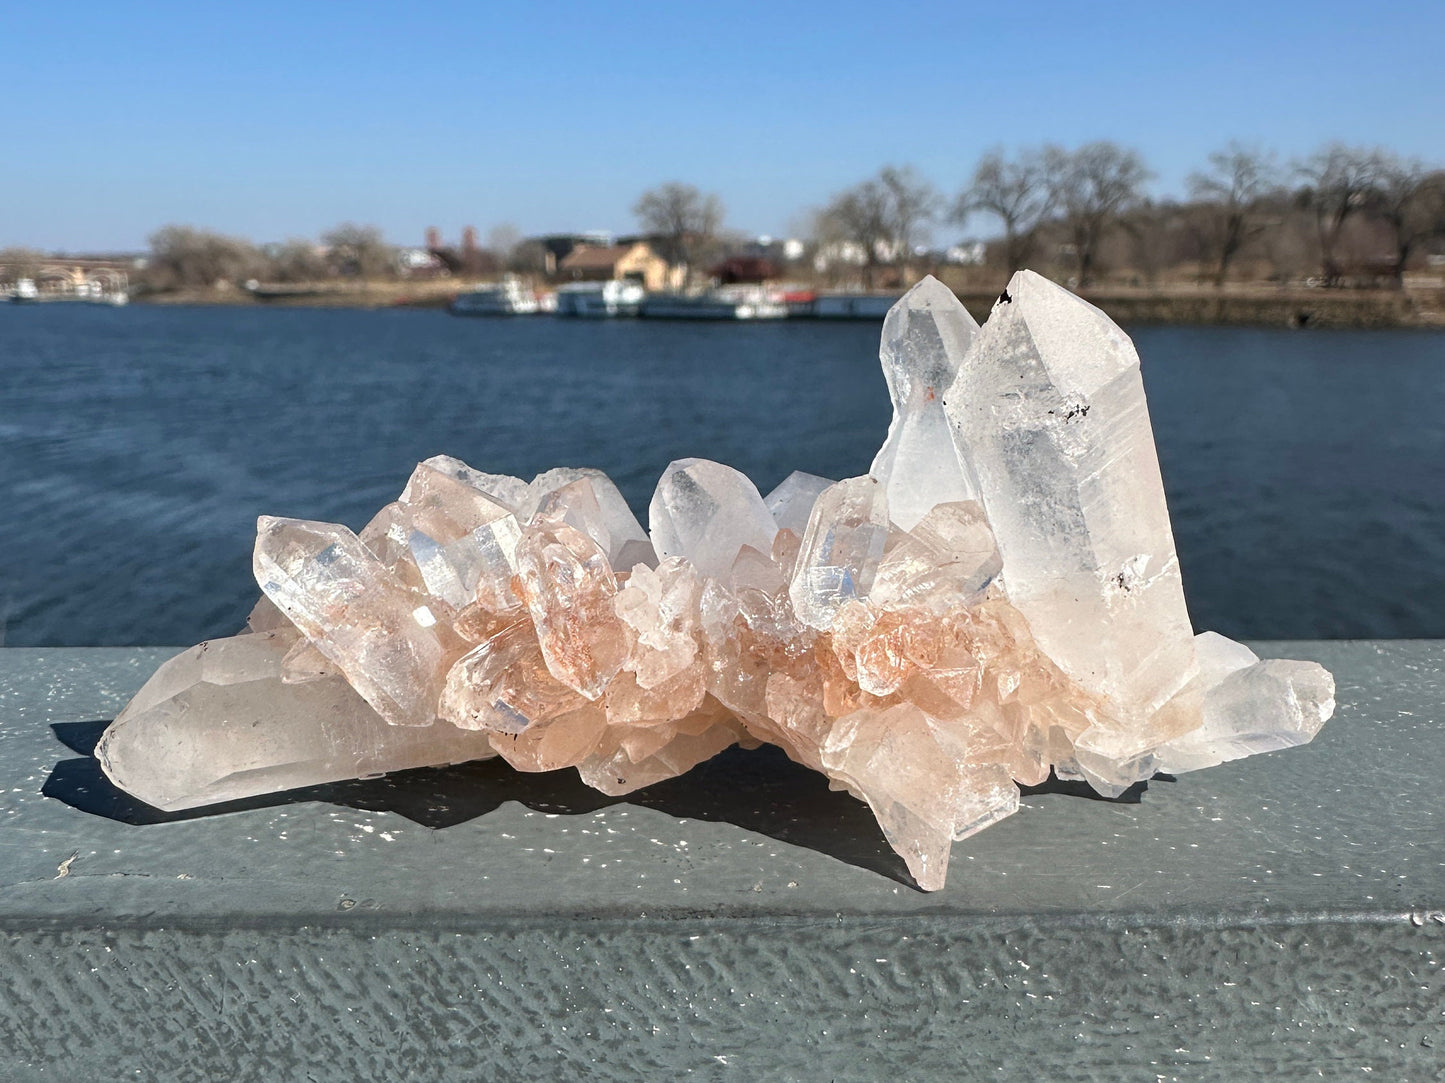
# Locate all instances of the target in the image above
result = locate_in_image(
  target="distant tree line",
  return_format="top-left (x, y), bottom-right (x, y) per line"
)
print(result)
top-left (134, 222), bottom-right (396, 291)
top-left (816, 142), bottom-right (1445, 289)
top-left (43, 140), bottom-right (1438, 297)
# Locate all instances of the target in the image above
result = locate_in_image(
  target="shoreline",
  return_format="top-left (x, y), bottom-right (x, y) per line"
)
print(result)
top-left (129, 280), bottom-right (1445, 329)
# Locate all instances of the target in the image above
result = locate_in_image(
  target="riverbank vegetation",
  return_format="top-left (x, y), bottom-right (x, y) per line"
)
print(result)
top-left (816, 142), bottom-right (1445, 293)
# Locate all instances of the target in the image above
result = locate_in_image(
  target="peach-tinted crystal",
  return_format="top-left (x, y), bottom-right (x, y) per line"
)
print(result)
top-left (102, 273), bottom-right (1335, 892)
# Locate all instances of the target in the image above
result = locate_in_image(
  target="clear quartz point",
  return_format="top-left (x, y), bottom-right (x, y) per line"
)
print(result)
top-left (419, 453), bottom-right (530, 512)
top-left (385, 458), bottom-right (524, 612)
top-left (944, 270), bottom-right (1202, 782)
top-left (789, 476), bottom-right (891, 631)
top-left (869, 275), bottom-right (982, 530)
top-left (532, 473), bottom-right (657, 572)
top-left (764, 471), bottom-right (834, 536)
top-left (254, 515), bottom-right (459, 727)
top-left (102, 271), bottom-right (1334, 891)
top-left (822, 703), bottom-right (1019, 890)
top-left (97, 630), bottom-right (496, 812)
top-left (1155, 633), bottom-right (1336, 773)
top-left (649, 458), bottom-right (778, 580)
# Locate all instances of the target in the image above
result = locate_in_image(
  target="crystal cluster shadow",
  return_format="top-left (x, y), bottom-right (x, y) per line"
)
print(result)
top-left (46, 719), bottom-right (1160, 890)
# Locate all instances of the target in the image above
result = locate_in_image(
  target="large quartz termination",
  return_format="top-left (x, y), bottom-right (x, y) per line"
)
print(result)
top-left (96, 615), bottom-right (497, 812)
top-left (99, 273), bottom-right (1334, 891)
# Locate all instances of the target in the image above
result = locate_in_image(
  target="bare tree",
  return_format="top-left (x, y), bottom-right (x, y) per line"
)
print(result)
top-left (0, 247), bottom-right (43, 285)
top-left (487, 223), bottom-right (523, 269)
top-left (1046, 142), bottom-right (1151, 287)
top-left (263, 239), bottom-right (329, 283)
top-left (1187, 144), bottom-right (1279, 286)
top-left (1114, 199), bottom-right (1190, 287)
top-left (816, 166), bottom-right (938, 286)
top-left (321, 223), bottom-right (393, 278)
top-left (146, 226), bottom-right (262, 290)
top-left (877, 165), bottom-right (939, 278)
top-left (1296, 144), bottom-right (1383, 285)
top-left (632, 182), bottom-right (724, 286)
top-left (1370, 157), bottom-right (1445, 285)
top-left (815, 179), bottom-right (892, 286)
top-left (957, 149), bottom-right (1052, 274)
top-left (1256, 196), bottom-right (1320, 283)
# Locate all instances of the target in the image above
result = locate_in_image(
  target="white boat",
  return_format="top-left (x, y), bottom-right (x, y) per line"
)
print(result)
top-left (449, 277), bottom-right (539, 316)
top-left (555, 280), bottom-right (645, 318)
top-left (641, 285), bottom-right (788, 320)
top-left (7, 276), bottom-right (128, 305)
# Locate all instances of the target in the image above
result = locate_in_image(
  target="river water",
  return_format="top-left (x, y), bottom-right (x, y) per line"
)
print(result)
top-left (2, 303), bottom-right (1442, 646)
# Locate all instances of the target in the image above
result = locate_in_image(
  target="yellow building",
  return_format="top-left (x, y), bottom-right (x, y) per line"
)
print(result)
top-left (556, 242), bottom-right (680, 292)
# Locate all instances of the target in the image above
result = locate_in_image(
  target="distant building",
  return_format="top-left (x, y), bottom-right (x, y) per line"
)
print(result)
top-left (813, 240), bottom-right (869, 272)
top-left (1, 254), bottom-right (136, 299)
top-left (396, 247), bottom-right (446, 277)
top-left (736, 236), bottom-right (808, 267)
top-left (946, 242), bottom-right (987, 266)
top-left (556, 242), bottom-right (677, 291)
top-left (534, 232), bottom-right (617, 274)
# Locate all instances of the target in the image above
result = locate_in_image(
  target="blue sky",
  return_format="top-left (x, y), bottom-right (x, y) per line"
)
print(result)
top-left (3, 0), bottom-right (1441, 251)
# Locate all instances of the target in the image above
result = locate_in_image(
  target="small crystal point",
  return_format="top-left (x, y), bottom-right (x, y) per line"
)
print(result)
top-left (1156, 636), bottom-right (1336, 774)
top-left (821, 703), bottom-right (1019, 890)
top-left (869, 500), bottom-right (1002, 613)
top-left (613, 557), bottom-right (704, 689)
top-left (649, 458), bottom-right (778, 580)
top-left (515, 517), bottom-right (626, 699)
top-left (788, 476), bottom-right (890, 631)
top-left (578, 699), bottom-right (743, 796)
top-left (438, 621), bottom-right (585, 733)
top-left (254, 515), bottom-right (458, 727)
top-left (764, 471), bottom-right (834, 536)
top-left (279, 636), bottom-right (337, 684)
top-left (489, 704), bottom-right (608, 773)
top-left (96, 632), bottom-right (497, 811)
top-left (419, 454), bottom-right (530, 512)
top-left (532, 473), bottom-right (657, 571)
top-left (870, 276), bottom-right (982, 531)
top-left (366, 458), bottom-right (525, 615)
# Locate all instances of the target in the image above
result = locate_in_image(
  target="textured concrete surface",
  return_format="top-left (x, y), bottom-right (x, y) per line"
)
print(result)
top-left (0, 642), bottom-right (1440, 1080)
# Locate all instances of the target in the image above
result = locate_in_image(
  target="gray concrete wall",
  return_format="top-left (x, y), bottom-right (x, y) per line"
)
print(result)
top-left (1, 642), bottom-right (1440, 1080)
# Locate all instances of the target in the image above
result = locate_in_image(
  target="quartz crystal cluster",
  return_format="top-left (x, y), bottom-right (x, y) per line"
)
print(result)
top-left (98, 271), bottom-right (1336, 890)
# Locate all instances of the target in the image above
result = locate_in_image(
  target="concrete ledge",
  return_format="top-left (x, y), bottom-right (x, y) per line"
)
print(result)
top-left (1, 642), bottom-right (1440, 1080)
